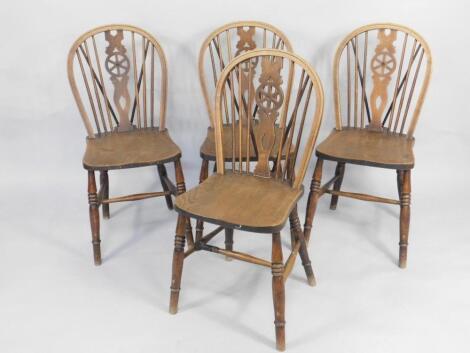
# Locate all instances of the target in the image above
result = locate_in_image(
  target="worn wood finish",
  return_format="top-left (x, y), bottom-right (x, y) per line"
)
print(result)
top-left (68, 25), bottom-right (186, 265)
top-left (399, 170), bottom-right (411, 268)
top-left (272, 232), bottom-right (286, 351)
top-left (170, 49), bottom-right (324, 351)
top-left (304, 23), bottom-right (431, 268)
top-left (175, 173), bottom-right (303, 233)
top-left (88, 171), bottom-right (101, 265)
top-left (316, 128), bottom-right (415, 169)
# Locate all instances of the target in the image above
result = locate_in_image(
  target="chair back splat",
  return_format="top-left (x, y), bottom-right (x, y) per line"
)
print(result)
top-left (333, 23), bottom-right (432, 137)
top-left (213, 49), bottom-right (324, 189)
top-left (199, 21), bottom-right (293, 128)
top-left (68, 24), bottom-right (168, 138)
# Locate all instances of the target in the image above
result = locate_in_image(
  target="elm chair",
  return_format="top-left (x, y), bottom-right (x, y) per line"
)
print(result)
top-left (304, 23), bottom-right (432, 268)
top-left (169, 49), bottom-right (324, 351)
top-left (198, 21), bottom-right (293, 255)
top-left (67, 25), bottom-right (189, 265)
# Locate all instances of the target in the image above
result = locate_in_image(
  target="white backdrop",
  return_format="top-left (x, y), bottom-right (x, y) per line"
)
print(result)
top-left (1, 1), bottom-right (469, 353)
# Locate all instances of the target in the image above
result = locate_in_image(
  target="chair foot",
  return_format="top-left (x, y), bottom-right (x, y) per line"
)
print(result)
top-left (88, 171), bottom-right (102, 266)
top-left (272, 232), bottom-right (286, 351)
top-left (169, 215), bottom-right (187, 314)
top-left (225, 228), bottom-right (234, 261)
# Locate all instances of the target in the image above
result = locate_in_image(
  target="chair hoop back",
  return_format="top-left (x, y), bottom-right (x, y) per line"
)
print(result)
top-left (199, 21), bottom-right (293, 128)
top-left (68, 24), bottom-right (168, 138)
top-left (214, 49), bottom-right (324, 190)
top-left (333, 23), bottom-right (432, 137)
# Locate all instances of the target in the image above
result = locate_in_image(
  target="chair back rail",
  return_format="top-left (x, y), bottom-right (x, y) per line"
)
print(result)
top-left (68, 24), bottom-right (168, 138)
top-left (199, 21), bottom-right (293, 128)
top-left (214, 49), bottom-right (324, 190)
top-left (333, 23), bottom-right (432, 137)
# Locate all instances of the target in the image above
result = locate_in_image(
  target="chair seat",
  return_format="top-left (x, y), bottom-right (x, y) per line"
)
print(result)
top-left (83, 128), bottom-right (181, 170)
top-left (175, 173), bottom-right (303, 233)
top-left (316, 128), bottom-right (415, 169)
top-left (200, 123), bottom-right (290, 161)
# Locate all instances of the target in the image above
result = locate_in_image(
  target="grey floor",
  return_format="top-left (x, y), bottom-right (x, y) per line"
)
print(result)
top-left (1, 118), bottom-right (469, 353)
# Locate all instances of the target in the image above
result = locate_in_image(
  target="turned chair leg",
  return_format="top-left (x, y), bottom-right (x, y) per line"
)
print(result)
top-left (304, 158), bottom-right (323, 243)
top-left (329, 162), bottom-right (345, 210)
top-left (173, 158), bottom-right (194, 249)
top-left (195, 159), bottom-right (209, 241)
top-left (399, 170), bottom-right (411, 269)
top-left (169, 214), bottom-right (187, 314)
top-left (100, 170), bottom-right (110, 219)
top-left (88, 170), bottom-right (101, 266)
top-left (290, 207), bottom-right (316, 286)
top-left (157, 164), bottom-right (174, 210)
top-left (272, 232), bottom-right (286, 351)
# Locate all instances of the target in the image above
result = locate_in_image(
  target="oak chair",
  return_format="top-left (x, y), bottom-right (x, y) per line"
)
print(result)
top-left (198, 21), bottom-right (293, 256)
top-left (169, 49), bottom-right (324, 351)
top-left (68, 24), bottom-right (190, 265)
top-left (304, 23), bottom-right (432, 268)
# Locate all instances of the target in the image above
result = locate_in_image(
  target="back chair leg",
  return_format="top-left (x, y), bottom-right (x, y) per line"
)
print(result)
top-left (88, 170), bottom-right (101, 266)
top-left (396, 170), bottom-right (404, 200)
top-left (224, 228), bottom-right (234, 261)
top-left (290, 207), bottom-right (316, 286)
top-left (399, 170), bottom-right (411, 269)
top-left (100, 170), bottom-right (110, 219)
top-left (157, 164), bottom-right (174, 210)
top-left (304, 158), bottom-right (323, 243)
top-left (271, 232), bottom-right (286, 351)
top-left (329, 162), bottom-right (345, 210)
top-left (173, 158), bottom-right (195, 249)
top-left (169, 214), bottom-right (188, 314)
top-left (195, 159), bottom-right (209, 241)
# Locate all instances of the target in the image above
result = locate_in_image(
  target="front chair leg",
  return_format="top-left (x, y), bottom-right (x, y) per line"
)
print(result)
top-left (399, 170), bottom-right (411, 269)
top-left (169, 214), bottom-right (187, 314)
top-left (272, 232), bottom-right (286, 351)
top-left (304, 158), bottom-right (323, 243)
top-left (100, 170), bottom-right (110, 219)
top-left (224, 228), bottom-right (234, 261)
top-left (88, 170), bottom-right (101, 266)
top-left (329, 162), bottom-right (345, 210)
top-left (157, 164), bottom-right (174, 210)
top-left (290, 207), bottom-right (316, 286)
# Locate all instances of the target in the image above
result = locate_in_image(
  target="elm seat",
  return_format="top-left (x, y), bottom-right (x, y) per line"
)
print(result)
top-left (316, 128), bottom-right (415, 170)
top-left (175, 173), bottom-right (303, 233)
top-left (200, 123), bottom-right (291, 161)
top-left (83, 128), bottom-right (181, 170)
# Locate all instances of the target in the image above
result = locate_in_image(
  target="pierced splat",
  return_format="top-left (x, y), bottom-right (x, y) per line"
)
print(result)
top-left (235, 26), bottom-right (256, 56)
top-left (105, 30), bottom-right (132, 132)
top-left (236, 27), bottom-right (258, 107)
top-left (369, 29), bottom-right (397, 131)
top-left (253, 57), bottom-right (284, 177)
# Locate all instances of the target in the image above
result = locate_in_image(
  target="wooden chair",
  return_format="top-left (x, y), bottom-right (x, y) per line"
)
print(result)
top-left (67, 25), bottom-right (190, 265)
top-left (198, 21), bottom-right (293, 256)
top-left (169, 49), bottom-right (324, 351)
top-left (304, 23), bottom-right (432, 268)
